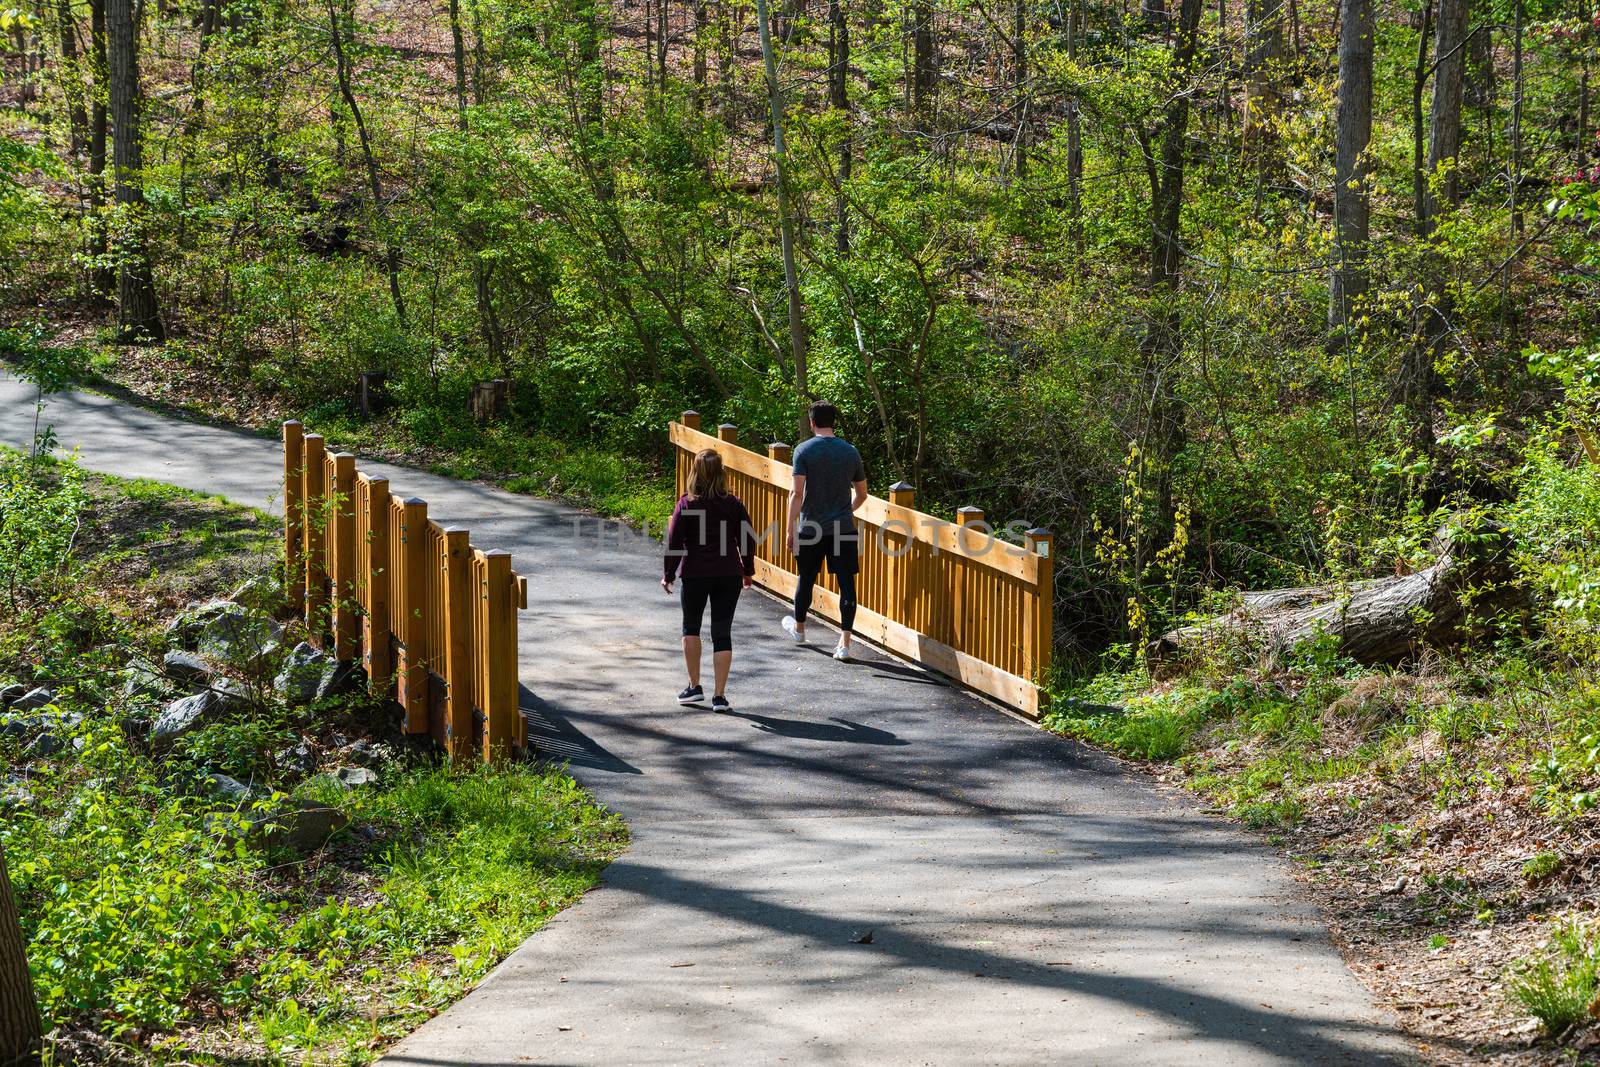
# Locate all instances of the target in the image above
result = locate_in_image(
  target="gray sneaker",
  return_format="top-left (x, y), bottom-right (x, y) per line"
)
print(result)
top-left (781, 616), bottom-right (806, 644)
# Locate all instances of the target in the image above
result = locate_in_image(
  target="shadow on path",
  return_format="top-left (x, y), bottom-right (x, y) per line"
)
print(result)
top-left (730, 712), bottom-right (911, 745)
top-left (606, 860), bottom-right (1405, 1066)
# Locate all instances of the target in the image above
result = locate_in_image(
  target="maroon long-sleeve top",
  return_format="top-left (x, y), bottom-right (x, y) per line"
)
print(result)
top-left (663, 493), bottom-right (757, 581)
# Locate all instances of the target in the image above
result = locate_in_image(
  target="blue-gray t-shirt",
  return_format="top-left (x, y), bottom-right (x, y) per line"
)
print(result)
top-left (793, 435), bottom-right (866, 525)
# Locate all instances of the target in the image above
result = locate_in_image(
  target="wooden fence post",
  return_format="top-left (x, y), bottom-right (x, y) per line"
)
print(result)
top-left (361, 476), bottom-right (393, 697)
top-left (1025, 528), bottom-right (1055, 700)
top-left (767, 442), bottom-right (791, 463)
top-left (955, 506), bottom-right (984, 655)
top-left (477, 550), bottom-right (520, 762)
top-left (675, 411), bottom-right (701, 499)
top-left (717, 423), bottom-right (738, 445)
top-left (282, 421), bottom-right (305, 610)
top-left (302, 433), bottom-right (328, 643)
top-left (331, 453), bottom-right (358, 661)
top-left (398, 498), bottom-right (430, 734)
top-left (441, 527), bottom-right (475, 764)
top-left (888, 481), bottom-right (916, 628)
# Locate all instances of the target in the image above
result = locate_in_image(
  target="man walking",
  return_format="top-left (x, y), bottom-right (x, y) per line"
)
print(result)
top-left (783, 402), bottom-right (869, 660)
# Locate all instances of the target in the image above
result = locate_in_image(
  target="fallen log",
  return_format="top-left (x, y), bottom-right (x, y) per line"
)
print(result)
top-left (1149, 520), bottom-right (1525, 667)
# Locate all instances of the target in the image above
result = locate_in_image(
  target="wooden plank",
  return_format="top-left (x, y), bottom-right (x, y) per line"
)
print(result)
top-left (670, 422), bottom-right (1038, 582)
top-left (397, 498), bottom-right (430, 734)
top-left (302, 434), bottom-right (328, 644)
top-left (331, 453), bottom-right (358, 661)
top-left (282, 422), bottom-right (305, 609)
top-left (752, 559), bottom-right (1041, 716)
top-left (360, 476), bottom-right (393, 697)
top-left (477, 550), bottom-right (520, 761)
top-left (441, 527), bottom-right (474, 764)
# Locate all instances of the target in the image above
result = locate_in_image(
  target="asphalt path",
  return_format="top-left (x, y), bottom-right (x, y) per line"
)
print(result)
top-left (0, 373), bottom-right (1414, 1066)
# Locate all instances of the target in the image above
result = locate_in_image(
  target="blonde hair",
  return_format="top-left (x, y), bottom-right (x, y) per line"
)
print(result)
top-left (686, 449), bottom-right (729, 499)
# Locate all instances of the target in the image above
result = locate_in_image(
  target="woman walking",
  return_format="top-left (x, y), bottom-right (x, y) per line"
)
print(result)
top-left (662, 449), bottom-right (755, 712)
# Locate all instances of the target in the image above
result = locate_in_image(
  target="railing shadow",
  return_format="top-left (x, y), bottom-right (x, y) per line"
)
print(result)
top-left (727, 712), bottom-right (911, 746)
top-left (521, 684), bottom-right (641, 776)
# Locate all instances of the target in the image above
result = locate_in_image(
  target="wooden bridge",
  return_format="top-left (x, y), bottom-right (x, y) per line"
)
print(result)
top-left (670, 412), bottom-right (1054, 716)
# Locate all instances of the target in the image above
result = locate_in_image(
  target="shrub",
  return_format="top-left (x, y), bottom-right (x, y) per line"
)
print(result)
top-left (1507, 920), bottom-right (1600, 1036)
top-left (0, 454), bottom-right (88, 610)
top-left (1523, 852), bottom-right (1564, 883)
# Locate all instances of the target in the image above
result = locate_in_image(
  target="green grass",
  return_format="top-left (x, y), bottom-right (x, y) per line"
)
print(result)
top-left (302, 405), bottom-right (675, 533)
top-left (2, 455), bottom-right (628, 1064)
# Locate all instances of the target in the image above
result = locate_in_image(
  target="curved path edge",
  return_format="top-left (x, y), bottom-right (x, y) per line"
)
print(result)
top-left (0, 373), bottom-right (1417, 1067)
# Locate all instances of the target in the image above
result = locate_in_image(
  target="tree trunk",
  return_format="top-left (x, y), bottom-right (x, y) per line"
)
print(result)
top-left (0, 839), bottom-right (41, 1067)
top-left (1426, 0), bottom-right (1468, 224)
top-left (1581, 0), bottom-right (1591, 166)
top-left (693, 0), bottom-right (707, 104)
top-left (1401, 0), bottom-right (1467, 461)
top-left (86, 0), bottom-right (112, 300)
top-left (1012, 0), bottom-right (1028, 178)
top-left (657, 0), bottom-right (668, 85)
top-left (1065, 0), bottom-right (1082, 249)
top-left (325, 0), bottom-right (407, 330)
top-left (1244, 0), bottom-right (1284, 160)
top-left (1135, 0), bottom-right (1203, 567)
top-left (448, 0), bottom-right (468, 126)
top-left (1150, 521), bottom-right (1524, 666)
top-left (106, 0), bottom-right (164, 341)
top-left (1142, 0), bottom-right (1165, 31)
top-left (911, 0), bottom-right (933, 120)
top-left (756, 0), bottom-right (810, 436)
top-left (1329, 0), bottom-right (1372, 330)
top-left (1411, 0), bottom-right (1431, 237)
top-left (56, 0), bottom-right (87, 156)
top-left (828, 0), bottom-right (850, 252)
top-left (1464, 15), bottom-right (1492, 110)
top-left (449, 0), bottom-right (502, 366)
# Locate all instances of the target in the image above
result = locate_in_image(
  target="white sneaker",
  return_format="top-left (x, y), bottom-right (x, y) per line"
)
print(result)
top-left (833, 643), bottom-right (851, 662)
top-left (781, 616), bottom-right (807, 644)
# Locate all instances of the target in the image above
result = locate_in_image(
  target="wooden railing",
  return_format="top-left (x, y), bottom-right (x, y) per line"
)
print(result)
top-left (670, 412), bottom-right (1054, 717)
top-left (282, 422), bottom-right (527, 762)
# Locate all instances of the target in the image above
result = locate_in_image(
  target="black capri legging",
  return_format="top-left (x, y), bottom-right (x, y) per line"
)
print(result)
top-left (681, 575), bottom-right (744, 652)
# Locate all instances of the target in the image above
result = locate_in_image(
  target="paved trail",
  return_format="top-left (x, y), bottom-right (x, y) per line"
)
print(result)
top-left (1, 374), bottom-right (1415, 1066)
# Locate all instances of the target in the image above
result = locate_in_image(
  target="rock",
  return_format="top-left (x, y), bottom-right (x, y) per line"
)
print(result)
top-left (275, 742), bottom-right (317, 777)
top-left (0, 714), bottom-right (48, 743)
top-left (24, 732), bottom-right (65, 759)
top-left (211, 677), bottom-right (254, 707)
top-left (0, 683), bottom-right (23, 709)
top-left (2, 710), bottom-right (78, 757)
top-left (316, 660), bottom-right (365, 701)
top-left (274, 642), bottom-right (332, 707)
top-left (195, 603), bottom-right (281, 668)
top-left (120, 659), bottom-right (174, 703)
top-left (162, 650), bottom-right (210, 687)
top-left (12, 687), bottom-right (56, 711)
top-left (250, 802), bottom-right (349, 853)
top-left (230, 573), bottom-right (283, 613)
top-left (344, 739), bottom-right (386, 767)
top-left (207, 773), bottom-right (255, 804)
top-left (165, 599), bottom-right (237, 649)
top-left (150, 691), bottom-right (228, 747)
top-left (334, 766), bottom-right (380, 789)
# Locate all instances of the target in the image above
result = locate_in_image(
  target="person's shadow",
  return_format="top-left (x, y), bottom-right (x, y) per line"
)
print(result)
top-left (729, 712), bottom-right (910, 746)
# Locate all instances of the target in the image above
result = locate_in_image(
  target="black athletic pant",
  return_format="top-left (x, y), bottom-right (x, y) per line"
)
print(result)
top-left (681, 575), bottom-right (743, 652)
top-left (794, 521), bottom-right (859, 634)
